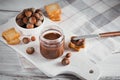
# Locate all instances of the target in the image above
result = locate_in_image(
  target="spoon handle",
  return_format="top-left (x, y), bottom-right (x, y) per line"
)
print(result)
top-left (99, 31), bottom-right (120, 38)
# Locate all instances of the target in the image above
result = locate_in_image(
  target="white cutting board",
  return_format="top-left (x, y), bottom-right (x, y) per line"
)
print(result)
top-left (0, 17), bottom-right (100, 80)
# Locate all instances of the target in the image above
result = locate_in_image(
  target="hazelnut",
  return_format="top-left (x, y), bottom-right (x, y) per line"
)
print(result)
top-left (31, 36), bottom-right (36, 41)
top-left (25, 10), bottom-right (32, 17)
top-left (23, 17), bottom-right (28, 24)
top-left (65, 53), bottom-right (71, 58)
top-left (61, 58), bottom-right (70, 65)
top-left (22, 37), bottom-right (30, 44)
top-left (29, 8), bottom-right (35, 13)
top-left (35, 9), bottom-right (42, 14)
top-left (16, 19), bottom-right (24, 27)
top-left (35, 20), bottom-right (42, 26)
top-left (26, 23), bottom-right (34, 29)
top-left (39, 15), bottom-right (44, 21)
top-left (26, 47), bottom-right (35, 54)
top-left (16, 13), bottom-right (24, 19)
top-left (29, 17), bottom-right (37, 24)
top-left (33, 13), bottom-right (41, 19)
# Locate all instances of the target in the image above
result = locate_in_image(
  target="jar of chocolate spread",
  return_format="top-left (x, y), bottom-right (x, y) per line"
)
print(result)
top-left (39, 25), bottom-right (65, 59)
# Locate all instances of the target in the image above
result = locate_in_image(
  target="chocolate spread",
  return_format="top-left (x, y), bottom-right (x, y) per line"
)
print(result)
top-left (40, 32), bottom-right (64, 59)
top-left (44, 33), bottom-right (61, 40)
top-left (71, 36), bottom-right (84, 46)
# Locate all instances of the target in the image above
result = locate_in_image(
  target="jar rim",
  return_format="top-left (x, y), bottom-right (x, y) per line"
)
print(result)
top-left (39, 25), bottom-right (64, 43)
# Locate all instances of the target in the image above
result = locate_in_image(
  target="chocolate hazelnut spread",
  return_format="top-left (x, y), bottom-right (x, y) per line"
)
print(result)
top-left (71, 36), bottom-right (84, 46)
top-left (39, 26), bottom-right (65, 59)
top-left (44, 33), bottom-right (61, 40)
top-left (69, 36), bottom-right (85, 51)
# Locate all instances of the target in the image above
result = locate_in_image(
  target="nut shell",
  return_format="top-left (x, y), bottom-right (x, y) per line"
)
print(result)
top-left (33, 13), bottom-right (41, 19)
top-left (23, 17), bottom-right (28, 24)
top-left (31, 36), bottom-right (36, 41)
top-left (26, 23), bottom-right (34, 29)
top-left (35, 9), bottom-right (42, 14)
top-left (61, 58), bottom-right (70, 65)
top-left (29, 17), bottom-right (37, 24)
top-left (25, 10), bottom-right (32, 17)
top-left (26, 47), bottom-right (35, 54)
top-left (16, 19), bottom-right (24, 27)
top-left (65, 53), bottom-right (71, 58)
top-left (39, 15), bottom-right (44, 21)
top-left (35, 20), bottom-right (42, 27)
top-left (22, 37), bottom-right (30, 44)
top-left (16, 13), bottom-right (24, 19)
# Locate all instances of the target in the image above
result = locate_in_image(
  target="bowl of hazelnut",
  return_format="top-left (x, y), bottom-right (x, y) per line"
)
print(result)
top-left (15, 8), bottom-right (44, 35)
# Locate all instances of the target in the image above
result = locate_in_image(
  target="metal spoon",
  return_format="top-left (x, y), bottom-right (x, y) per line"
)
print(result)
top-left (73, 31), bottom-right (120, 40)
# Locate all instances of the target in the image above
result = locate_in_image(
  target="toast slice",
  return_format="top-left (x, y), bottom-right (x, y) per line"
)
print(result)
top-left (45, 3), bottom-right (61, 21)
top-left (2, 28), bottom-right (20, 45)
top-left (2, 28), bottom-right (20, 42)
top-left (69, 42), bottom-right (84, 51)
top-left (7, 38), bottom-right (20, 45)
top-left (69, 36), bottom-right (85, 51)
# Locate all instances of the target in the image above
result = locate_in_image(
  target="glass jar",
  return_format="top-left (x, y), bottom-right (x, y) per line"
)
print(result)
top-left (39, 25), bottom-right (65, 59)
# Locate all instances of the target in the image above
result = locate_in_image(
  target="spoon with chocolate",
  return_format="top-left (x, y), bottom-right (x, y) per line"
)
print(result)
top-left (69, 31), bottom-right (120, 51)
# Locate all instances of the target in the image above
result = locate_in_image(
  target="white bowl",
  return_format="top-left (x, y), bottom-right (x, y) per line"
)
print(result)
top-left (15, 15), bottom-right (45, 36)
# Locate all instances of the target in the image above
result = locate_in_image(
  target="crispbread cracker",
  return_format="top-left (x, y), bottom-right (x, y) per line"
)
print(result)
top-left (2, 28), bottom-right (20, 45)
top-left (69, 42), bottom-right (85, 51)
top-left (7, 38), bottom-right (20, 45)
top-left (45, 3), bottom-right (61, 21)
top-left (2, 28), bottom-right (20, 42)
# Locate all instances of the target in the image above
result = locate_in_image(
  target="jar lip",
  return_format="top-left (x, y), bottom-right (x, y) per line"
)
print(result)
top-left (40, 25), bottom-right (64, 43)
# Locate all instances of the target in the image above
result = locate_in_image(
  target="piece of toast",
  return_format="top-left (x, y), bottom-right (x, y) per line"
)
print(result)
top-left (2, 28), bottom-right (20, 42)
top-left (69, 36), bottom-right (85, 51)
top-left (69, 42), bottom-right (84, 51)
top-left (2, 28), bottom-right (20, 45)
top-left (7, 38), bottom-right (20, 45)
top-left (45, 3), bottom-right (61, 21)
